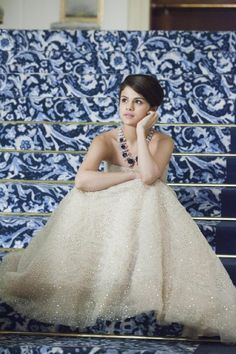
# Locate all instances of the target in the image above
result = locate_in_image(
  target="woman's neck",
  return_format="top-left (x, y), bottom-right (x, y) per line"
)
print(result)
top-left (122, 125), bottom-right (137, 145)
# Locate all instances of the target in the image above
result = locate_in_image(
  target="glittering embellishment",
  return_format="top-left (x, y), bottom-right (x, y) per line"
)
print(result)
top-left (0, 166), bottom-right (236, 343)
top-left (118, 127), bottom-right (155, 168)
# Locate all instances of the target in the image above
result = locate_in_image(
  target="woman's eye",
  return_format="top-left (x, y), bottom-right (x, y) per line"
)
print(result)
top-left (121, 98), bottom-right (127, 103)
top-left (135, 100), bottom-right (143, 104)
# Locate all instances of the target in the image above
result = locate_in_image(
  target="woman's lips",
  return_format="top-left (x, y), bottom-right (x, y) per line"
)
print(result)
top-left (124, 113), bottom-right (135, 118)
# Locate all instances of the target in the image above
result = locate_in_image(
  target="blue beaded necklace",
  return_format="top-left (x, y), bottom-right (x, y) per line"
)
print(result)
top-left (118, 126), bottom-right (155, 168)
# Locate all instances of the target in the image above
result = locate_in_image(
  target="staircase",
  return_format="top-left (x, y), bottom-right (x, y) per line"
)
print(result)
top-left (0, 30), bottom-right (236, 350)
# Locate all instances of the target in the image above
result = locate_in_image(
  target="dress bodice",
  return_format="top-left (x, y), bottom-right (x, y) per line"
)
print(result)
top-left (104, 162), bottom-right (169, 183)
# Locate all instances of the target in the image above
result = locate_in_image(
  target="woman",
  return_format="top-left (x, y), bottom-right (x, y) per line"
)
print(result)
top-left (0, 74), bottom-right (235, 342)
top-left (75, 74), bottom-right (173, 191)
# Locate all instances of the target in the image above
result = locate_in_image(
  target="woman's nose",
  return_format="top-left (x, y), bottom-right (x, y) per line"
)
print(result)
top-left (126, 101), bottom-right (134, 110)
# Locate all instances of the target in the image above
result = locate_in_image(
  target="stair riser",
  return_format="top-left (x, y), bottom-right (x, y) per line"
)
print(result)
top-left (1, 50), bottom-right (236, 77)
top-left (1, 73), bottom-right (236, 100)
top-left (1, 97), bottom-right (235, 124)
top-left (0, 153), bottom-right (231, 183)
top-left (0, 183), bottom-right (229, 216)
top-left (3, 219), bottom-right (236, 255)
top-left (0, 124), bottom-right (234, 153)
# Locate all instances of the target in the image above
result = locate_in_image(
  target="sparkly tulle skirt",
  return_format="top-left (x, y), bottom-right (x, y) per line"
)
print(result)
top-left (0, 164), bottom-right (236, 342)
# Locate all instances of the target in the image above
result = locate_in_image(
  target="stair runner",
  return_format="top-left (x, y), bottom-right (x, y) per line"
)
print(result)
top-left (0, 29), bottom-right (235, 340)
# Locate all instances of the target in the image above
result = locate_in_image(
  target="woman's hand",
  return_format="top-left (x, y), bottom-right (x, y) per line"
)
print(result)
top-left (136, 111), bottom-right (158, 132)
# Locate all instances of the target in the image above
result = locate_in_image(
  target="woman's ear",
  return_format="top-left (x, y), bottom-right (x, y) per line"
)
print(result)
top-left (148, 107), bottom-right (157, 113)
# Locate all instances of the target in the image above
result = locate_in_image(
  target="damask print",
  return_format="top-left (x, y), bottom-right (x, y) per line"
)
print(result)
top-left (0, 124), bottom-right (231, 152)
top-left (0, 29), bottom-right (235, 335)
top-left (0, 334), bottom-right (198, 354)
top-left (0, 152), bottom-right (227, 183)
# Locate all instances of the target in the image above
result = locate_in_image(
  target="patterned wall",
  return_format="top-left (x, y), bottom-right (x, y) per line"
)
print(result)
top-left (0, 30), bottom-right (236, 251)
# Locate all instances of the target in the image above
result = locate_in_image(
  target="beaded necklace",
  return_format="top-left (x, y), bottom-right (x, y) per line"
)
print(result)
top-left (118, 126), bottom-right (155, 168)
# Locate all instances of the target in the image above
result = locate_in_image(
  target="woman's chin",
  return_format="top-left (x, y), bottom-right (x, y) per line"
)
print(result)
top-left (123, 121), bottom-right (137, 128)
top-left (122, 118), bottom-right (138, 126)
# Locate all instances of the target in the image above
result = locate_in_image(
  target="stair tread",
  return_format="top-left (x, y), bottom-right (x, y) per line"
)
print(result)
top-left (0, 334), bottom-right (200, 353)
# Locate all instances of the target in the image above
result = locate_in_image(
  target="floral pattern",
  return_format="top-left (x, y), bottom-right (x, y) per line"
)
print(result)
top-left (0, 334), bottom-right (199, 354)
top-left (1, 96), bottom-right (235, 124)
top-left (0, 216), bottom-right (48, 248)
top-left (0, 183), bottom-right (222, 216)
top-left (0, 152), bottom-right (228, 183)
top-left (0, 30), bottom-right (235, 335)
top-left (0, 124), bottom-right (232, 153)
top-left (0, 27), bottom-right (235, 247)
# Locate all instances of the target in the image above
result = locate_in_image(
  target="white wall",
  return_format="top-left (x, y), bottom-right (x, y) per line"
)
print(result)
top-left (0, 0), bottom-right (23, 29)
top-left (0, 0), bottom-right (150, 30)
top-left (101, 0), bottom-right (150, 30)
top-left (128, 0), bottom-right (150, 30)
top-left (22, 0), bottom-right (61, 29)
top-left (0, 0), bottom-right (60, 29)
top-left (101, 0), bottom-right (129, 30)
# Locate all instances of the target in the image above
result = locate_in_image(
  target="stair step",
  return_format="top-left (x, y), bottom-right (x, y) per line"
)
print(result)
top-left (0, 182), bottom-right (229, 216)
top-left (221, 189), bottom-right (236, 216)
top-left (0, 182), bottom-right (72, 213)
top-left (3, 30), bottom-right (235, 54)
top-left (0, 152), bottom-right (233, 183)
top-left (2, 47), bottom-right (236, 78)
top-left (0, 254), bottom-right (234, 338)
top-left (2, 220), bottom-right (236, 257)
top-left (2, 334), bottom-right (235, 353)
top-left (216, 222), bottom-right (236, 254)
top-left (1, 73), bottom-right (235, 100)
top-left (1, 96), bottom-right (235, 124)
top-left (0, 260), bottom-right (181, 335)
top-left (0, 251), bottom-right (235, 337)
top-left (226, 157), bottom-right (236, 183)
top-left (1, 123), bottom-right (234, 153)
top-left (0, 152), bottom-right (83, 181)
top-left (0, 282), bottom-right (183, 336)
top-left (0, 217), bottom-right (219, 250)
top-left (220, 258), bottom-right (236, 285)
top-left (0, 96), bottom-right (118, 123)
top-left (0, 216), bottom-right (48, 248)
top-left (0, 334), bottom-right (201, 354)
top-left (0, 29), bottom-right (235, 348)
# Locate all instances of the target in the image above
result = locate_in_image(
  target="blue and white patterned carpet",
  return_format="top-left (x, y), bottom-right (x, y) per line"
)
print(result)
top-left (0, 30), bottom-right (236, 351)
top-left (0, 334), bottom-right (199, 354)
top-left (1, 334), bottom-right (236, 354)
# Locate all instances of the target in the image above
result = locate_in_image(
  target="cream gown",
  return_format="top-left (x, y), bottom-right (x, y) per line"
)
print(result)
top-left (0, 162), bottom-right (236, 342)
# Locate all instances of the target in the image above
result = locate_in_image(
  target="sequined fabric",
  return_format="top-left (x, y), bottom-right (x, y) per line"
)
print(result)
top-left (0, 164), bottom-right (235, 342)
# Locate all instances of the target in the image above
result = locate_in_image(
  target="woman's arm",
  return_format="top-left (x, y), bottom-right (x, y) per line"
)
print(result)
top-left (75, 135), bottom-right (139, 192)
top-left (136, 112), bottom-right (174, 184)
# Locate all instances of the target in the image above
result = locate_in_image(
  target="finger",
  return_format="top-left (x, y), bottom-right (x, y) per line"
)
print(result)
top-left (147, 111), bottom-right (156, 116)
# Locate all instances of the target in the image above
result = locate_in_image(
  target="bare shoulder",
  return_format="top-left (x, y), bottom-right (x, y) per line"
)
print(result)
top-left (150, 132), bottom-right (174, 166)
top-left (152, 131), bottom-right (175, 147)
top-left (89, 128), bottom-right (117, 158)
top-left (94, 128), bottom-right (117, 145)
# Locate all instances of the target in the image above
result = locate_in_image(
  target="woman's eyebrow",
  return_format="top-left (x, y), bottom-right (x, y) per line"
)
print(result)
top-left (121, 95), bottom-right (145, 100)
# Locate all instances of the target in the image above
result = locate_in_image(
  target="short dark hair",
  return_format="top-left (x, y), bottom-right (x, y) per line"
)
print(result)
top-left (119, 74), bottom-right (164, 107)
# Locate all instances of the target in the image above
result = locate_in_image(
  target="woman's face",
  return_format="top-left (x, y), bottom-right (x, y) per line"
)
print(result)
top-left (119, 86), bottom-right (153, 126)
